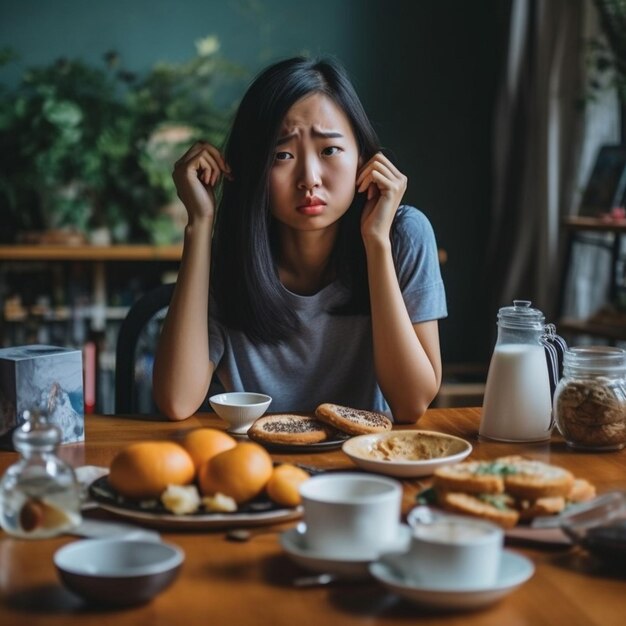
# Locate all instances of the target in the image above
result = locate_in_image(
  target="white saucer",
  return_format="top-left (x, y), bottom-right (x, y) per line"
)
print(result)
top-left (369, 549), bottom-right (534, 611)
top-left (279, 524), bottom-right (412, 580)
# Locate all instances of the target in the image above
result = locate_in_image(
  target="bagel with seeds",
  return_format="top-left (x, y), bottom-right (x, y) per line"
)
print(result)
top-left (315, 403), bottom-right (392, 435)
top-left (248, 414), bottom-right (331, 445)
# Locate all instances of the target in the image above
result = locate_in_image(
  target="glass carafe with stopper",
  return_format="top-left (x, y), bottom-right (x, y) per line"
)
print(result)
top-left (479, 300), bottom-right (553, 442)
top-left (0, 410), bottom-right (81, 538)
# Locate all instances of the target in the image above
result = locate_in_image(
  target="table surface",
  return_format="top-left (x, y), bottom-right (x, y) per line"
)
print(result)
top-left (1, 407), bottom-right (625, 626)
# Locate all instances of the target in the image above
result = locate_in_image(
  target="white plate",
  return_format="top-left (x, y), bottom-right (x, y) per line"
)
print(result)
top-left (369, 549), bottom-right (534, 611)
top-left (89, 476), bottom-right (302, 530)
top-left (280, 524), bottom-right (412, 580)
top-left (342, 430), bottom-right (472, 477)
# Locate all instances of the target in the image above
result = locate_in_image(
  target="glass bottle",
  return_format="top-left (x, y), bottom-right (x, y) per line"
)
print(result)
top-left (553, 346), bottom-right (626, 451)
top-left (0, 410), bottom-right (82, 538)
top-left (479, 300), bottom-right (553, 442)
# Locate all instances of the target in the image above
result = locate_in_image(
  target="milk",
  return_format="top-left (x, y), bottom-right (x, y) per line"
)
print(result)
top-left (480, 343), bottom-right (552, 441)
top-left (413, 519), bottom-right (494, 544)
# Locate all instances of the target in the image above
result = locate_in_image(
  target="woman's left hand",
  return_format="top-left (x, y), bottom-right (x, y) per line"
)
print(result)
top-left (356, 152), bottom-right (407, 243)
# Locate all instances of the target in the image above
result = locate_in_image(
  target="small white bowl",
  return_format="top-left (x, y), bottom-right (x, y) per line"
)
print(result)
top-left (342, 430), bottom-right (472, 478)
top-left (54, 538), bottom-right (184, 606)
top-left (209, 391), bottom-right (272, 434)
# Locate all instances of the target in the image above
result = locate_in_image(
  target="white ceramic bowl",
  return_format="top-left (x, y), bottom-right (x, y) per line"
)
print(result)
top-left (209, 392), bottom-right (272, 434)
top-left (342, 430), bottom-right (472, 478)
top-left (54, 538), bottom-right (184, 606)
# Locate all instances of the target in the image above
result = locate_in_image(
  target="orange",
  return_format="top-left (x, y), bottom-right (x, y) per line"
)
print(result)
top-left (109, 441), bottom-right (195, 499)
top-left (266, 464), bottom-right (310, 507)
top-left (197, 442), bottom-right (273, 504)
top-left (181, 428), bottom-right (236, 472)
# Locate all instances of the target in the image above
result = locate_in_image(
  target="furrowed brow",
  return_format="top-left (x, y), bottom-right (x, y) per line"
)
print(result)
top-left (312, 130), bottom-right (344, 139)
top-left (276, 132), bottom-right (297, 146)
top-left (276, 129), bottom-right (344, 146)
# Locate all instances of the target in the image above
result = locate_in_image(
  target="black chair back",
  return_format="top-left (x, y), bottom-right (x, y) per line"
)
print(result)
top-left (115, 283), bottom-right (174, 414)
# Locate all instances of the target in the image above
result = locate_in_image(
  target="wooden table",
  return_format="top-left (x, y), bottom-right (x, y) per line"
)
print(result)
top-left (1, 407), bottom-right (625, 625)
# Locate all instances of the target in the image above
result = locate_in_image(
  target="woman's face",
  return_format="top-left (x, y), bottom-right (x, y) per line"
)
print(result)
top-left (269, 92), bottom-right (360, 233)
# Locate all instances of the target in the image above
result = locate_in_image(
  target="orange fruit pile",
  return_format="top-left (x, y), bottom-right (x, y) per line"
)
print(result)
top-left (107, 427), bottom-right (310, 507)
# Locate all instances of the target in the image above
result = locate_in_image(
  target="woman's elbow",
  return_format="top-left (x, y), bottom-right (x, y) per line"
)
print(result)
top-left (153, 390), bottom-right (199, 421)
top-left (391, 401), bottom-right (429, 424)
top-left (390, 387), bottom-right (440, 424)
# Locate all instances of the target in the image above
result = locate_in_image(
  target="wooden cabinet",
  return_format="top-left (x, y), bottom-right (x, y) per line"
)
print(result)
top-left (0, 245), bottom-right (181, 413)
top-left (558, 217), bottom-right (626, 342)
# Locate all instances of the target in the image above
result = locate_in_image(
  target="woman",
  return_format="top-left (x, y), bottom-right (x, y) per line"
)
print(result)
top-left (153, 56), bottom-right (447, 423)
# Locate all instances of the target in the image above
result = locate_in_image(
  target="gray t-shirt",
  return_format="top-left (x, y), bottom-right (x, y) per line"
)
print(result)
top-left (209, 205), bottom-right (447, 414)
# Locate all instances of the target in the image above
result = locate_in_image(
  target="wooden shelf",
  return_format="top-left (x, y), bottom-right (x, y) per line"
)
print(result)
top-left (562, 216), bottom-right (626, 234)
top-left (558, 317), bottom-right (626, 342)
top-left (0, 244), bottom-right (183, 261)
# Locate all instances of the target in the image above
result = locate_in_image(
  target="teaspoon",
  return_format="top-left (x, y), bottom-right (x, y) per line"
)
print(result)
top-left (293, 573), bottom-right (337, 587)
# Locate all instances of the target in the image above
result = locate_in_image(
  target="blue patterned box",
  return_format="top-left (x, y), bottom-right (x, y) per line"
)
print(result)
top-left (0, 345), bottom-right (85, 449)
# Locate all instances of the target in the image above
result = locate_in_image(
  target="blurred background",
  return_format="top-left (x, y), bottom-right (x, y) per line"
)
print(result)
top-left (0, 0), bottom-right (624, 413)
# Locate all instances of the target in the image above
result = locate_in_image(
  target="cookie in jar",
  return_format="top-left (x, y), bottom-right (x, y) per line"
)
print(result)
top-left (554, 346), bottom-right (626, 451)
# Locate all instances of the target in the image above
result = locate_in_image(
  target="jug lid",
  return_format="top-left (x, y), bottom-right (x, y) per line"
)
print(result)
top-left (497, 300), bottom-right (545, 330)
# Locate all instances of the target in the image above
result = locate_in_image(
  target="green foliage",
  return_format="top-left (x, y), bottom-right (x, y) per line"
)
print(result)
top-left (589, 0), bottom-right (626, 104)
top-left (0, 37), bottom-right (241, 243)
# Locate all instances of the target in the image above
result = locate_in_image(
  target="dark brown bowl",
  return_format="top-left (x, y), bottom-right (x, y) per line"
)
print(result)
top-left (54, 538), bottom-right (184, 606)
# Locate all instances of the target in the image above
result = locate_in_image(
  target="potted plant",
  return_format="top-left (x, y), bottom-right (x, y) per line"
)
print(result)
top-left (0, 36), bottom-right (241, 244)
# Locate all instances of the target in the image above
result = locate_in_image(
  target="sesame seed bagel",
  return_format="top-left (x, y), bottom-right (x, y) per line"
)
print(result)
top-left (247, 414), bottom-right (330, 445)
top-left (315, 403), bottom-right (392, 435)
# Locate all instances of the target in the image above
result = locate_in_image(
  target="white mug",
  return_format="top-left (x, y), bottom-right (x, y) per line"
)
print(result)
top-left (298, 473), bottom-right (402, 559)
top-left (400, 513), bottom-right (503, 588)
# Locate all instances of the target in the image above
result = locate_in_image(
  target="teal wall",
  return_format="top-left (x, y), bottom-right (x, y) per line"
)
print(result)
top-left (0, 0), bottom-right (504, 365)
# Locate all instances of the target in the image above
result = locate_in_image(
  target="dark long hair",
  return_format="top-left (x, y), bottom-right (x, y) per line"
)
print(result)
top-left (211, 57), bottom-right (380, 343)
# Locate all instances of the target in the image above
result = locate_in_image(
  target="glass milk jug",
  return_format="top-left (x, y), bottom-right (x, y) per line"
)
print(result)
top-left (0, 410), bottom-right (81, 538)
top-left (479, 300), bottom-right (553, 442)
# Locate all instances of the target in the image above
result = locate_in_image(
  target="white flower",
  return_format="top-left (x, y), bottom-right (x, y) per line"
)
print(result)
top-left (195, 35), bottom-right (220, 57)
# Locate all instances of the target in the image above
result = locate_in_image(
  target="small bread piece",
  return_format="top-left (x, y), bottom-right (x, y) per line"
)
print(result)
top-left (315, 403), bottom-right (392, 435)
top-left (568, 478), bottom-right (597, 503)
top-left (248, 414), bottom-right (330, 444)
top-left (438, 491), bottom-right (519, 529)
top-left (516, 496), bottom-right (566, 521)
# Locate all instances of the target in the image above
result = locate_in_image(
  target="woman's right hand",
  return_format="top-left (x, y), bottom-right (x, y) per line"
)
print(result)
top-left (172, 142), bottom-right (232, 224)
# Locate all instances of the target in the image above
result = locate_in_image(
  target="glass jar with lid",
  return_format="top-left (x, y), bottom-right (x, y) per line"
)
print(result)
top-left (0, 410), bottom-right (82, 538)
top-left (553, 346), bottom-right (626, 451)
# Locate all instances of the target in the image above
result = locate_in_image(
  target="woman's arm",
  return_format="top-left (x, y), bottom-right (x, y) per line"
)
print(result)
top-left (357, 153), bottom-right (442, 423)
top-left (152, 142), bottom-right (231, 420)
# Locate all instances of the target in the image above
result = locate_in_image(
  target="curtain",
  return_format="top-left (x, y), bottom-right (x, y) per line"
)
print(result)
top-left (487, 0), bottom-right (618, 322)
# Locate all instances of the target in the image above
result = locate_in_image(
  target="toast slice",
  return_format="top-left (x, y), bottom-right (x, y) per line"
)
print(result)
top-left (433, 456), bottom-right (574, 500)
top-left (437, 491), bottom-right (520, 529)
top-left (432, 459), bottom-right (513, 495)
top-left (497, 456), bottom-right (575, 500)
top-left (516, 496), bottom-right (566, 521)
top-left (315, 403), bottom-right (392, 435)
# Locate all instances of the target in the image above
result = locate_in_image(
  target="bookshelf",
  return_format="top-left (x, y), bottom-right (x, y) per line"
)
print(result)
top-left (558, 217), bottom-right (626, 342)
top-left (0, 244), bottom-right (181, 414)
